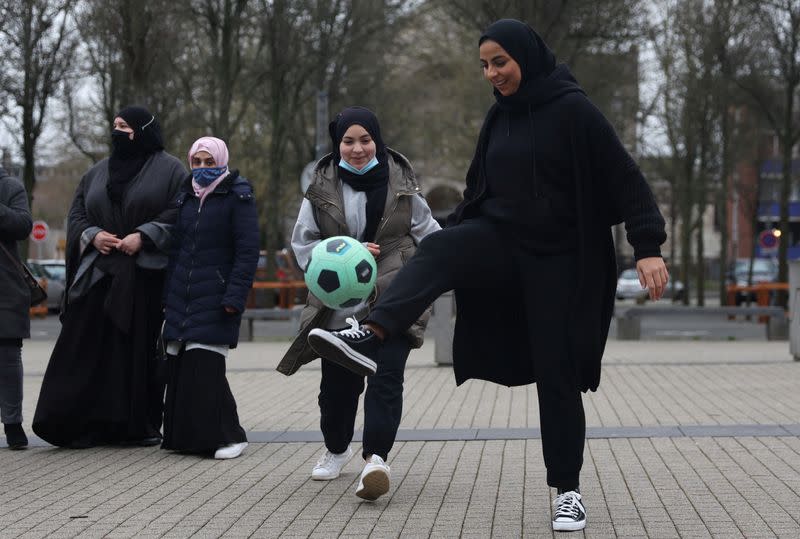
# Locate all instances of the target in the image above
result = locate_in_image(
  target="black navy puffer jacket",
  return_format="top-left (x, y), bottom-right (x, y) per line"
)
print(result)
top-left (163, 171), bottom-right (259, 347)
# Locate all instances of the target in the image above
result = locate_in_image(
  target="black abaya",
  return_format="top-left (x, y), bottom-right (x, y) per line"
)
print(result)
top-left (161, 348), bottom-right (246, 453)
top-left (32, 270), bottom-right (165, 447)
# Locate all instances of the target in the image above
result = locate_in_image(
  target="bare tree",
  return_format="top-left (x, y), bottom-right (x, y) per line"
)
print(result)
top-left (174, 0), bottom-right (269, 141)
top-left (730, 0), bottom-right (800, 303)
top-left (0, 0), bottom-right (77, 212)
top-left (710, 0), bottom-right (754, 303)
top-left (433, 0), bottom-right (646, 62)
top-left (649, 0), bottom-right (723, 305)
top-left (69, 0), bottom-right (188, 153)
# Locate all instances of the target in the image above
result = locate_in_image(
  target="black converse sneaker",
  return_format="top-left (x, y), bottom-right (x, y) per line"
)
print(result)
top-left (552, 490), bottom-right (586, 531)
top-left (308, 317), bottom-right (378, 376)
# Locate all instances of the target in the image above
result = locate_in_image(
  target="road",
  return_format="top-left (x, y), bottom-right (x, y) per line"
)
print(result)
top-left (30, 298), bottom-right (775, 342)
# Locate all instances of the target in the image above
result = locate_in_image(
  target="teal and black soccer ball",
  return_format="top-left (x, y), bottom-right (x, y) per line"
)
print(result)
top-left (305, 236), bottom-right (377, 309)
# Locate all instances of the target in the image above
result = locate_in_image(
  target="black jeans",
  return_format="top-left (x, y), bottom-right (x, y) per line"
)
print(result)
top-left (319, 335), bottom-right (410, 461)
top-left (0, 343), bottom-right (23, 425)
top-left (368, 218), bottom-right (584, 489)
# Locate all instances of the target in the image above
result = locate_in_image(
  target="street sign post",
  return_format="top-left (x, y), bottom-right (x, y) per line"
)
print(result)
top-left (30, 220), bottom-right (48, 243)
top-left (758, 229), bottom-right (779, 257)
top-left (30, 220), bottom-right (49, 260)
top-left (759, 229), bottom-right (779, 248)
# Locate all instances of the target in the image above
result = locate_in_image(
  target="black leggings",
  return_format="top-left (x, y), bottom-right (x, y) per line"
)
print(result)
top-left (368, 218), bottom-right (584, 489)
top-left (319, 335), bottom-right (410, 461)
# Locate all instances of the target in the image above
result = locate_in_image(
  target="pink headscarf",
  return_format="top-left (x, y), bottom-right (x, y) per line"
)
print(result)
top-left (188, 136), bottom-right (230, 206)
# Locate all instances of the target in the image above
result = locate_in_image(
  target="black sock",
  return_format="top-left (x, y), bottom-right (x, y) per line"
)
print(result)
top-left (557, 486), bottom-right (579, 495)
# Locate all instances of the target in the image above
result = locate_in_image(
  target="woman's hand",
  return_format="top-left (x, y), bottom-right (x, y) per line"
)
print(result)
top-left (365, 242), bottom-right (380, 258)
top-left (92, 231), bottom-right (120, 255)
top-left (223, 306), bottom-right (237, 314)
top-left (117, 232), bottom-right (143, 256)
top-left (636, 257), bottom-right (669, 301)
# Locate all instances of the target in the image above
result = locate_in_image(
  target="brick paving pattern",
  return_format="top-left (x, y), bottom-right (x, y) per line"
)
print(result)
top-left (2, 340), bottom-right (800, 537)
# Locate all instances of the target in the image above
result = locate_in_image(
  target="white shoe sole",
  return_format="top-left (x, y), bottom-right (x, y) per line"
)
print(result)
top-left (552, 518), bottom-right (586, 532)
top-left (308, 330), bottom-right (377, 376)
top-left (214, 442), bottom-right (248, 460)
top-left (311, 470), bottom-right (340, 481)
top-left (311, 447), bottom-right (353, 480)
top-left (356, 468), bottom-right (390, 500)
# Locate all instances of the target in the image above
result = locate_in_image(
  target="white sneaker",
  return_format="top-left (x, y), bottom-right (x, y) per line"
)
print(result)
top-left (355, 455), bottom-right (390, 500)
top-left (311, 446), bottom-right (353, 480)
top-left (552, 490), bottom-right (586, 531)
top-left (214, 442), bottom-right (248, 460)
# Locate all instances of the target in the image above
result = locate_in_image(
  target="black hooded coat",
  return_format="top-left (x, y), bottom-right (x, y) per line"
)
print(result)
top-left (447, 20), bottom-right (666, 392)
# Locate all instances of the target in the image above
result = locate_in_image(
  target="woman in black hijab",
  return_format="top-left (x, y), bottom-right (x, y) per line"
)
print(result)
top-left (280, 106), bottom-right (440, 501)
top-left (308, 20), bottom-right (669, 531)
top-left (33, 106), bottom-right (186, 448)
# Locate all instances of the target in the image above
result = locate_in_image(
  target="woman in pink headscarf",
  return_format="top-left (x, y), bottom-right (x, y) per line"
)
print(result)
top-left (161, 136), bottom-right (259, 459)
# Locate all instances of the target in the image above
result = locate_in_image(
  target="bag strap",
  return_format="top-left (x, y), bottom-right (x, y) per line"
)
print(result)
top-left (0, 240), bottom-right (24, 272)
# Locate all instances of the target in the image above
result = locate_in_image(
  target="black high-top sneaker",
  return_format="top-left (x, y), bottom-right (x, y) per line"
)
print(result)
top-left (308, 317), bottom-right (379, 376)
top-left (552, 489), bottom-right (586, 531)
top-left (4, 423), bottom-right (28, 450)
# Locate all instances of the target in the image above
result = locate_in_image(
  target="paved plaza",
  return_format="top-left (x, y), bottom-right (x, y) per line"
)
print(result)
top-left (3, 336), bottom-right (800, 537)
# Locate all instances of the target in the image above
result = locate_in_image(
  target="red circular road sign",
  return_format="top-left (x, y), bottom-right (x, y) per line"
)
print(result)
top-left (759, 229), bottom-right (779, 249)
top-left (30, 220), bottom-right (49, 243)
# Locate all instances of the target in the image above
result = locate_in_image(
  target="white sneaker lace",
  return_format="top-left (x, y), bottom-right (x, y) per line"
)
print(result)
top-left (316, 451), bottom-right (335, 468)
top-left (554, 491), bottom-right (583, 520)
top-left (336, 317), bottom-right (369, 339)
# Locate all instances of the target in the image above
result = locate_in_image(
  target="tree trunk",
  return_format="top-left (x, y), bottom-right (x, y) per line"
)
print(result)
top-left (679, 174), bottom-right (693, 306)
top-left (696, 204), bottom-right (705, 306)
top-left (777, 126), bottom-right (792, 307)
top-left (718, 107), bottom-right (730, 305)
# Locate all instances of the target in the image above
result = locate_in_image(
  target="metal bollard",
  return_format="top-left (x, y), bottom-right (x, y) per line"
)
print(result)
top-left (431, 291), bottom-right (455, 365)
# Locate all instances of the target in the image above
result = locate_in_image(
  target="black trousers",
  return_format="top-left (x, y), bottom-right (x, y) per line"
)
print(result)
top-left (0, 343), bottom-right (23, 425)
top-left (319, 335), bottom-right (410, 461)
top-left (368, 218), bottom-right (584, 489)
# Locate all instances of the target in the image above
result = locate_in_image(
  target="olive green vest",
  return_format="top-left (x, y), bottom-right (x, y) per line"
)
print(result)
top-left (277, 149), bottom-right (431, 376)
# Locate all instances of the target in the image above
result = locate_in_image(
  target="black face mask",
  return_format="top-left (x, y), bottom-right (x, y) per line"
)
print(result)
top-left (110, 130), bottom-right (138, 159)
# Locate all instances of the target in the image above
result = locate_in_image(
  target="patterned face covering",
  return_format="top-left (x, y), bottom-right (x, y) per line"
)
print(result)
top-left (191, 166), bottom-right (228, 186)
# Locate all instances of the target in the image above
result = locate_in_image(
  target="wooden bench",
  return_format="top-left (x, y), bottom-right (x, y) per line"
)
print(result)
top-left (616, 305), bottom-right (789, 341)
top-left (239, 306), bottom-right (303, 341)
top-left (726, 282), bottom-right (788, 306)
top-left (251, 280), bottom-right (307, 309)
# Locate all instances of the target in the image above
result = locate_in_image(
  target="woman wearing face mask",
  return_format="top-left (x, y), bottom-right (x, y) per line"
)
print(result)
top-left (33, 106), bottom-right (185, 448)
top-left (160, 136), bottom-right (258, 460)
top-left (278, 107), bottom-right (440, 500)
top-left (307, 20), bottom-right (669, 531)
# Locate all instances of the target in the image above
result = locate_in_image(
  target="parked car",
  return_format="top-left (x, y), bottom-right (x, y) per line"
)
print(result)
top-left (616, 267), bottom-right (685, 302)
top-left (27, 259), bottom-right (66, 312)
top-left (728, 258), bottom-right (779, 305)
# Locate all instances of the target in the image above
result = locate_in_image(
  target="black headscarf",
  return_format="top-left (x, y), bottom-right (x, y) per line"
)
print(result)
top-left (107, 105), bottom-right (164, 204)
top-left (328, 106), bottom-right (389, 243)
top-left (475, 19), bottom-right (585, 199)
top-left (479, 19), bottom-right (581, 110)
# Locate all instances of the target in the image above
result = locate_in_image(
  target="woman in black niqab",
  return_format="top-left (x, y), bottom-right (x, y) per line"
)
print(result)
top-left (33, 105), bottom-right (186, 448)
top-left (107, 106), bottom-right (165, 203)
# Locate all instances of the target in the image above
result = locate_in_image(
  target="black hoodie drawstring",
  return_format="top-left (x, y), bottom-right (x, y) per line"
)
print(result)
top-left (527, 105), bottom-right (540, 198)
top-left (504, 106), bottom-right (540, 199)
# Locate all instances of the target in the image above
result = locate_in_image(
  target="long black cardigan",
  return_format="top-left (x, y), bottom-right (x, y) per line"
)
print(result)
top-left (446, 93), bottom-right (666, 392)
